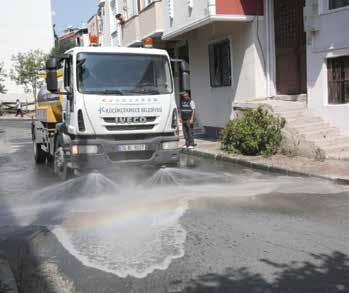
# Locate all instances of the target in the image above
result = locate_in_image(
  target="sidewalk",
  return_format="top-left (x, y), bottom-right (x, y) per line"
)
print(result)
top-left (0, 114), bottom-right (33, 121)
top-left (184, 139), bottom-right (349, 184)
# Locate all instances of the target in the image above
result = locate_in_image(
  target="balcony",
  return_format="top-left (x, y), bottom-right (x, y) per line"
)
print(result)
top-left (121, 0), bottom-right (165, 47)
top-left (139, 1), bottom-right (164, 40)
top-left (122, 15), bottom-right (141, 47)
top-left (163, 0), bottom-right (263, 40)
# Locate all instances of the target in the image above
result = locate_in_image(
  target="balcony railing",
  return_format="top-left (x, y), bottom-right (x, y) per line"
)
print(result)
top-left (138, 1), bottom-right (164, 39)
top-left (122, 0), bottom-right (165, 47)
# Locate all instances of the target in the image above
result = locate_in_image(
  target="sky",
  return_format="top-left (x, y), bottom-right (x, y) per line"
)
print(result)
top-left (52, 0), bottom-right (97, 35)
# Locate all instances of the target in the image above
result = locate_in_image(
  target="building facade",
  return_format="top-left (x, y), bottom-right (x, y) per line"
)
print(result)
top-left (305, 0), bottom-right (349, 135)
top-left (94, 0), bottom-right (121, 46)
top-left (163, 0), bottom-right (268, 136)
top-left (59, 27), bottom-right (90, 47)
top-left (0, 0), bottom-right (54, 102)
top-left (162, 0), bottom-right (349, 137)
top-left (87, 14), bottom-right (102, 45)
top-left (117, 0), bottom-right (166, 48)
top-left (108, 0), bottom-right (349, 137)
top-left (116, 0), bottom-right (187, 103)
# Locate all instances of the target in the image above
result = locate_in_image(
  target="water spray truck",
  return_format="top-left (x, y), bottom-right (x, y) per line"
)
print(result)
top-left (32, 46), bottom-right (189, 179)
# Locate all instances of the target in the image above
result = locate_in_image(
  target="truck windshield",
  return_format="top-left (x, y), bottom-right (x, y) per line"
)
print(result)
top-left (76, 53), bottom-right (173, 95)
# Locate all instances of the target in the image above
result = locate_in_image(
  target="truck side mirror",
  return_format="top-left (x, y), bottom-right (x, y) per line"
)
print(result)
top-left (45, 58), bottom-right (58, 93)
top-left (180, 61), bottom-right (190, 91)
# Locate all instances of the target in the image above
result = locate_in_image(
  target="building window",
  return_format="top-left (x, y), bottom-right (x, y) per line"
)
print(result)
top-left (125, 0), bottom-right (137, 18)
top-left (328, 56), bottom-right (349, 104)
top-left (142, 0), bottom-right (153, 9)
top-left (209, 39), bottom-right (232, 87)
top-left (329, 0), bottom-right (349, 9)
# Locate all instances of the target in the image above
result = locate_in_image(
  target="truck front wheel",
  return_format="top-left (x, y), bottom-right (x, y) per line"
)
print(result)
top-left (33, 142), bottom-right (46, 164)
top-left (54, 146), bottom-right (71, 180)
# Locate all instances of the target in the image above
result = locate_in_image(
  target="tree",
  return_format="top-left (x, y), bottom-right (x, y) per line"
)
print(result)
top-left (0, 62), bottom-right (7, 94)
top-left (49, 39), bottom-right (76, 59)
top-left (49, 24), bottom-right (76, 58)
top-left (10, 49), bottom-right (47, 101)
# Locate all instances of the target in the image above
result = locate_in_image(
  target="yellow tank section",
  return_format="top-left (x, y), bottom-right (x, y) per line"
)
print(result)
top-left (36, 69), bottom-right (64, 124)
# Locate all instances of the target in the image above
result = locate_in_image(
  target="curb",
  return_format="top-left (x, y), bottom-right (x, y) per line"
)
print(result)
top-left (0, 253), bottom-right (18, 293)
top-left (183, 148), bottom-right (349, 185)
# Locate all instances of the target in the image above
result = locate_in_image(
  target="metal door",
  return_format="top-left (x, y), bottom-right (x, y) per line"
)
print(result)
top-left (274, 0), bottom-right (307, 94)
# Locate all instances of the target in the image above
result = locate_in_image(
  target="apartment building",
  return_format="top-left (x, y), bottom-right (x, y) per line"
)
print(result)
top-left (0, 0), bottom-right (54, 101)
top-left (87, 14), bottom-right (102, 45)
top-left (115, 0), bottom-right (166, 48)
top-left (163, 0), bottom-right (267, 137)
top-left (116, 0), bottom-right (189, 103)
top-left (114, 0), bottom-right (349, 137)
top-left (162, 0), bottom-right (349, 137)
top-left (59, 27), bottom-right (90, 47)
top-left (92, 0), bottom-right (121, 46)
top-left (305, 0), bottom-right (349, 135)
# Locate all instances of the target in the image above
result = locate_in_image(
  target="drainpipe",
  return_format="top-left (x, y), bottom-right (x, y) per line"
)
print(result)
top-left (264, 0), bottom-right (276, 98)
top-left (265, 0), bottom-right (271, 98)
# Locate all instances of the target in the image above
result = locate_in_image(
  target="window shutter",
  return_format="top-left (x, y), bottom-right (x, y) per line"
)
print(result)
top-left (221, 40), bottom-right (231, 86)
top-left (209, 44), bottom-right (215, 87)
top-left (327, 59), bottom-right (334, 104)
top-left (345, 57), bottom-right (349, 103)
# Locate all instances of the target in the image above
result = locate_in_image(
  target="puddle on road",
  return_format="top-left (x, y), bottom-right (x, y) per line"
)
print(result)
top-left (1, 167), bottom-right (345, 278)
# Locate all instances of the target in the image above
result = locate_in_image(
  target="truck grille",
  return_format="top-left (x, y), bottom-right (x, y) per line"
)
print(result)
top-left (105, 125), bottom-right (155, 131)
top-left (107, 151), bottom-right (154, 161)
top-left (103, 117), bottom-right (157, 123)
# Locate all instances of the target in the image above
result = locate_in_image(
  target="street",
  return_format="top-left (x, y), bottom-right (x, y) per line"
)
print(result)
top-left (0, 120), bottom-right (349, 293)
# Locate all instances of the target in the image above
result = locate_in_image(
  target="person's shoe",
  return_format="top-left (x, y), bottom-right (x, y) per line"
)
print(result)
top-left (181, 145), bottom-right (188, 149)
top-left (188, 145), bottom-right (194, 150)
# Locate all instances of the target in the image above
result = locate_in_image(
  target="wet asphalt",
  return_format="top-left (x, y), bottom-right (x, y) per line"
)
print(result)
top-left (0, 120), bottom-right (349, 293)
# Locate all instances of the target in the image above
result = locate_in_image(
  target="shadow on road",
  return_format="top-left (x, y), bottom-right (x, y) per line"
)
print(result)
top-left (182, 251), bottom-right (349, 293)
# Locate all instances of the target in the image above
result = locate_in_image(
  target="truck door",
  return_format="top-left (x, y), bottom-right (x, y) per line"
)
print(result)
top-left (62, 57), bottom-right (73, 123)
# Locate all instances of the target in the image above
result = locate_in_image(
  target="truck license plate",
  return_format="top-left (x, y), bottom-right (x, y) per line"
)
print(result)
top-left (117, 144), bottom-right (147, 152)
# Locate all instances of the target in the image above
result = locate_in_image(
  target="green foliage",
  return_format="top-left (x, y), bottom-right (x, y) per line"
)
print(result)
top-left (222, 107), bottom-right (285, 157)
top-left (0, 62), bottom-right (6, 94)
top-left (10, 49), bottom-right (48, 100)
top-left (49, 39), bottom-right (76, 59)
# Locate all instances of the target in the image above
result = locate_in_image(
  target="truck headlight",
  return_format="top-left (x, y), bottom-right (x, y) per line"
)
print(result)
top-left (71, 145), bottom-right (99, 155)
top-left (162, 141), bottom-right (178, 150)
top-left (171, 109), bottom-right (178, 129)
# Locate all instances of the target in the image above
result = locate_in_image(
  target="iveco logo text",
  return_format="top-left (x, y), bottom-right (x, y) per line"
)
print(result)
top-left (115, 117), bottom-right (147, 124)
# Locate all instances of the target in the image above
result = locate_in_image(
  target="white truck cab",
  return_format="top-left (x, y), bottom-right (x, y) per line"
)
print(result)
top-left (33, 47), bottom-right (180, 179)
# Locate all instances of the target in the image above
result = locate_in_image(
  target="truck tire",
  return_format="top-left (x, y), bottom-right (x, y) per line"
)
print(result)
top-left (54, 141), bottom-right (71, 180)
top-left (33, 142), bottom-right (46, 164)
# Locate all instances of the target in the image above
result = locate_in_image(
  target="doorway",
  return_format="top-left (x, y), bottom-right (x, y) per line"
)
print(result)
top-left (274, 0), bottom-right (307, 94)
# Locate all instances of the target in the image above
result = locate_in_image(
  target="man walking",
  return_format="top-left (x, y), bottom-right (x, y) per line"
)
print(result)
top-left (15, 99), bottom-right (23, 117)
top-left (179, 91), bottom-right (196, 149)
